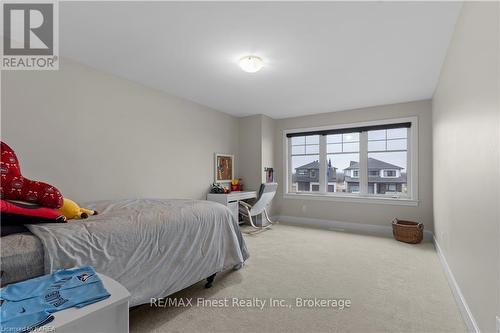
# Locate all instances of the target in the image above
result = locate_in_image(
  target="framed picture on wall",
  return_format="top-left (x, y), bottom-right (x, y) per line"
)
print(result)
top-left (215, 153), bottom-right (234, 183)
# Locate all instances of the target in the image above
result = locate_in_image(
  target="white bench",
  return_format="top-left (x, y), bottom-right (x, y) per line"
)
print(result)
top-left (40, 274), bottom-right (130, 333)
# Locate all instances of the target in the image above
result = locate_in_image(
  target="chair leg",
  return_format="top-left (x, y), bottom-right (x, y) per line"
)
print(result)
top-left (243, 211), bottom-right (274, 235)
top-left (263, 208), bottom-right (276, 225)
top-left (245, 206), bottom-right (260, 229)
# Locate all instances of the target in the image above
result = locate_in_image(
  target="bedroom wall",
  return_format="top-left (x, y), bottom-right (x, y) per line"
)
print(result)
top-left (1, 58), bottom-right (240, 202)
top-left (261, 115), bottom-right (275, 184)
top-left (238, 115), bottom-right (263, 192)
top-left (432, 2), bottom-right (500, 332)
top-left (238, 114), bottom-right (276, 190)
top-left (273, 100), bottom-right (434, 230)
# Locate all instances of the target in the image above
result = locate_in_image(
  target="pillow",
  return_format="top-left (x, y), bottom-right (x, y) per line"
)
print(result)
top-left (1, 141), bottom-right (63, 208)
top-left (0, 199), bottom-right (67, 225)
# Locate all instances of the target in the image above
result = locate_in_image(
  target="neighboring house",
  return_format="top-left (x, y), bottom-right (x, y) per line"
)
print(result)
top-left (344, 158), bottom-right (407, 194)
top-left (293, 160), bottom-right (337, 192)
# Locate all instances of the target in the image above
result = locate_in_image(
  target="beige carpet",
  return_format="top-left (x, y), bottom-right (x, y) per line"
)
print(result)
top-left (130, 224), bottom-right (466, 333)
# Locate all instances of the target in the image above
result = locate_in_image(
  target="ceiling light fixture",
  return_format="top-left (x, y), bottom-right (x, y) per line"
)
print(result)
top-left (239, 55), bottom-right (264, 73)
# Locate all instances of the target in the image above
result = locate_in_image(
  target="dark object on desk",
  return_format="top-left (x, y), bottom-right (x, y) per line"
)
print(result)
top-left (392, 219), bottom-right (423, 244)
top-left (210, 183), bottom-right (225, 193)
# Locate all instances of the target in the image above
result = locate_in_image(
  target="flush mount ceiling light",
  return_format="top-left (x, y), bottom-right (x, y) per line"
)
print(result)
top-left (239, 55), bottom-right (264, 73)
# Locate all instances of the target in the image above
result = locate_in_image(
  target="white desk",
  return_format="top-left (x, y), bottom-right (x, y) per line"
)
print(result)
top-left (41, 274), bottom-right (130, 333)
top-left (207, 191), bottom-right (257, 223)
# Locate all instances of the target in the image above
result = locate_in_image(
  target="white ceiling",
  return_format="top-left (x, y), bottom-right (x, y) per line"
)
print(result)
top-left (60, 2), bottom-right (462, 119)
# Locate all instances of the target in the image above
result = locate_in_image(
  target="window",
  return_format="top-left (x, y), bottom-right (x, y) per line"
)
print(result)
top-left (290, 135), bottom-right (320, 193)
top-left (368, 128), bottom-right (407, 196)
top-left (326, 132), bottom-right (359, 193)
top-left (384, 170), bottom-right (397, 177)
top-left (285, 118), bottom-right (416, 202)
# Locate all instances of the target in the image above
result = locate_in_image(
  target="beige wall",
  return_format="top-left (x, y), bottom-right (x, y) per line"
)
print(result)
top-left (433, 2), bottom-right (500, 332)
top-left (238, 114), bottom-right (276, 190)
top-left (261, 115), bottom-right (275, 183)
top-left (273, 100), bottom-right (434, 230)
top-left (238, 115), bottom-right (263, 192)
top-left (1, 58), bottom-right (239, 202)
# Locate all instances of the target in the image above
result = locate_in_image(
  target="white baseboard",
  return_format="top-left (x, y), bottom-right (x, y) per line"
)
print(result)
top-left (433, 236), bottom-right (480, 333)
top-left (274, 215), bottom-right (433, 240)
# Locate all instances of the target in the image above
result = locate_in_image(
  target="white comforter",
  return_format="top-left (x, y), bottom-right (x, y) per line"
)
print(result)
top-left (27, 199), bottom-right (249, 306)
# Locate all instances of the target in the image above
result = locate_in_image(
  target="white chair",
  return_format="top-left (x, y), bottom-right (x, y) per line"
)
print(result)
top-left (239, 183), bottom-right (278, 233)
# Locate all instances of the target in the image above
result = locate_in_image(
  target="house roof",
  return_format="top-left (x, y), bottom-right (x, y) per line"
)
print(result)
top-left (344, 158), bottom-right (403, 170)
top-left (297, 160), bottom-right (320, 169)
top-left (296, 160), bottom-right (337, 170)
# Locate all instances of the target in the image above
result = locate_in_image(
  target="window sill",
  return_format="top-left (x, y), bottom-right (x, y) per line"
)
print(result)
top-left (283, 192), bottom-right (419, 206)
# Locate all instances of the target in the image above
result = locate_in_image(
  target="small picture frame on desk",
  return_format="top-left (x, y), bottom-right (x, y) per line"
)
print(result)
top-left (215, 153), bottom-right (234, 183)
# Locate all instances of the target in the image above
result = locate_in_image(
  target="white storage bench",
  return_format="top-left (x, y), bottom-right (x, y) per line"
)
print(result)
top-left (40, 274), bottom-right (130, 333)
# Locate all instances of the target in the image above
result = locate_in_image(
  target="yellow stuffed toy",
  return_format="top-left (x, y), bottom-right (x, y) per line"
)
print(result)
top-left (58, 198), bottom-right (97, 220)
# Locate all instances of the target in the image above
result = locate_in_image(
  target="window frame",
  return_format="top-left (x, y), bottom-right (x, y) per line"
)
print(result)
top-left (283, 117), bottom-right (418, 206)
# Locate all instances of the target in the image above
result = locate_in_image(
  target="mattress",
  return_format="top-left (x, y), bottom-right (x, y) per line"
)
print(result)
top-left (0, 232), bottom-right (44, 287)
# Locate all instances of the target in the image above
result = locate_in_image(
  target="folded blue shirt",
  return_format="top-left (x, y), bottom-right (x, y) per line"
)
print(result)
top-left (1, 266), bottom-right (110, 332)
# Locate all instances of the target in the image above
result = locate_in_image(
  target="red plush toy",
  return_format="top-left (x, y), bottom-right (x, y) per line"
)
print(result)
top-left (0, 141), bottom-right (63, 208)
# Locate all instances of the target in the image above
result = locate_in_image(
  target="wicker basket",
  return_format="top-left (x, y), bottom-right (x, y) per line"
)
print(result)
top-left (392, 219), bottom-right (423, 244)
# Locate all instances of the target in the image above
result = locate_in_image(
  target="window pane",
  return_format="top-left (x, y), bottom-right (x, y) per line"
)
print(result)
top-left (368, 152), bottom-right (407, 197)
top-left (368, 140), bottom-right (386, 151)
top-left (386, 139), bottom-right (407, 150)
top-left (343, 142), bottom-right (359, 153)
top-left (327, 134), bottom-right (342, 144)
top-left (368, 129), bottom-right (408, 153)
top-left (306, 145), bottom-right (320, 154)
top-left (387, 128), bottom-right (407, 139)
top-left (343, 133), bottom-right (359, 143)
top-left (291, 136), bottom-right (305, 145)
top-left (291, 145), bottom-right (305, 155)
top-left (291, 155), bottom-right (320, 193)
top-left (326, 153), bottom-right (359, 193)
top-left (325, 131), bottom-right (359, 194)
top-left (305, 135), bottom-right (319, 145)
top-left (327, 143), bottom-right (342, 153)
top-left (368, 130), bottom-right (386, 140)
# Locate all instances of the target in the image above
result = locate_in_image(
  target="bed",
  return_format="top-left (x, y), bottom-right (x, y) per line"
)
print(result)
top-left (0, 199), bottom-right (249, 306)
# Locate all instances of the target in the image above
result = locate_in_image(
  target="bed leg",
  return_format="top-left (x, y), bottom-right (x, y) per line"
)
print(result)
top-left (205, 273), bottom-right (216, 288)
